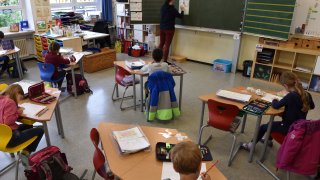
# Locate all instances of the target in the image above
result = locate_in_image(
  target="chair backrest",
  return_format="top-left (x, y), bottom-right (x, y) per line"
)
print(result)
top-left (90, 128), bottom-right (112, 180)
top-left (207, 99), bottom-right (240, 131)
top-left (271, 132), bottom-right (286, 144)
top-left (37, 62), bottom-right (55, 82)
top-left (0, 83), bottom-right (8, 91)
top-left (0, 124), bottom-right (13, 151)
top-left (115, 65), bottom-right (131, 85)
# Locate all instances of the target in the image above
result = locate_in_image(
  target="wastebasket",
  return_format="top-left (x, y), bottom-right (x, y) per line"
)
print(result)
top-left (243, 60), bottom-right (253, 77)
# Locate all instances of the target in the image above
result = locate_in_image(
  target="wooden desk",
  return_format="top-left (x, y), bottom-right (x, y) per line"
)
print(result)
top-left (198, 86), bottom-right (284, 163)
top-left (98, 122), bottom-right (227, 180)
top-left (19, 88), bottom-right (64, 146)
top-left (113, 61), bottom-right (186, 112)
top-left (82, 31), bottom-right (109, 48)
top-left (0, 47), bottom-right (23, 80)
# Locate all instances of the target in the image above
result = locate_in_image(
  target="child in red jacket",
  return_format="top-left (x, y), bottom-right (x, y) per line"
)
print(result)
top-left (45, 42), bottom-right (75, 89)
top-left (0, 84), bottom-right (44, 166)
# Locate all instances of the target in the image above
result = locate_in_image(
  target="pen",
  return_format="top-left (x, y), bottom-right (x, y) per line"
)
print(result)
top-left (204, 160), bottom-right (220, 176)
top-left (36, 107), bottom-right (49, 117)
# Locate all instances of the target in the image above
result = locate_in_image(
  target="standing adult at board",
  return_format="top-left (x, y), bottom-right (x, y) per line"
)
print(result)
top-left (159, 0), bottom-right (185, 63)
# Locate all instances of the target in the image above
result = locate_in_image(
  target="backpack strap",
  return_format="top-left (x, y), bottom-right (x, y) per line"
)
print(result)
top-left (53, 154), bottom-right (72, 172)
top-left (39, 162), bottom-right (53, 180)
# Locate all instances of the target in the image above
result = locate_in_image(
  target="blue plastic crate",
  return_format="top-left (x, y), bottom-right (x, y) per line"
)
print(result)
top-left (213, 59), bottom-right (232, 73)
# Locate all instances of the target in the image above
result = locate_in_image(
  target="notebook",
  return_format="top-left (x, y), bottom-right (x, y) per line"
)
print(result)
top-left (19, 103), bottom-right (47, 116)
top-left (216, 90), bottom-right (252, 103)
top-left (161, 162), bottom-right (206, 180)
top-left (261, 93), bottom-right (282, 103)
top-left (112, 127), bottom-right (150, 154)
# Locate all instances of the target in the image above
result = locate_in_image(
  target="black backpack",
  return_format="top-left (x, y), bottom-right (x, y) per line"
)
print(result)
top-left (66, 73), bottom-right (93, 96)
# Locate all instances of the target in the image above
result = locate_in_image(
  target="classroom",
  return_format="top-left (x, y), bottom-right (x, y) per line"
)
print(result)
top-left (0, 0), bottom-right (320, 179)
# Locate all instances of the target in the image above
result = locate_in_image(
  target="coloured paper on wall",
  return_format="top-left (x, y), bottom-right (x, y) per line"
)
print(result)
top-left (131, 12), bottom-right (143, 21)
top-left (131, 0), bottom-right (142, 2)
top-left (304, 1), bottom-right (320, 37)
top-left (179, 0), bottom-right (190, 15)
top-left (130, 3), bottom-right (142, 11)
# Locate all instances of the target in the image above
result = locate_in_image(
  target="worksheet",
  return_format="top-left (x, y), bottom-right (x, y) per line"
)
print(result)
top-left (20, 103), bottom-right (47, 116)
top-left (161, 162), bottom-right (206, 180)
top-left (179, 0), bottom-right (190, 15)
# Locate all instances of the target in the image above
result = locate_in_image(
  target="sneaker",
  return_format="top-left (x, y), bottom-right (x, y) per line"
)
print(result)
top-left (260, 138), bottom-right (274, 148)
top-left (241, 142), bottom-right (253, 152)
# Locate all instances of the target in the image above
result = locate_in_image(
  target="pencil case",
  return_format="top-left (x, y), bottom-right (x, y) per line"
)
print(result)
top-left (155, 142), bottom-right (213, 162)
top-left (28, 82), bottom-right (56, 104)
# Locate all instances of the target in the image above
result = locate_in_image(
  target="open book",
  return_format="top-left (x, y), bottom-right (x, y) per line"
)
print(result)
top-left (216, 90), bottom-right (252, 103)
top-left (113, 127), bottom-right (150, 154)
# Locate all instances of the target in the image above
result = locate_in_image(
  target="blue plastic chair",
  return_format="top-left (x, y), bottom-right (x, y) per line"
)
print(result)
top-left (37, 62), bottom-right (64, 85)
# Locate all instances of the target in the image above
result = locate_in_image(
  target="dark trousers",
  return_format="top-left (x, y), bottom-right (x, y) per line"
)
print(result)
top-left (7, 124), bottom-right (44, 152)
top-left (256, 121), bottom-right (289, 143)
top-left (0, 55), bottom-right (10, 74)
top-left (159, 29), bottom-right (175, 61)
top-left (54, 70), bottom-right (67, 89)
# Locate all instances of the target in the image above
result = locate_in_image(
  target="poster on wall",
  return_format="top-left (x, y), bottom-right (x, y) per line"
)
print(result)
top-left (310, 75), bottom-right (320, 93)
top-left (179, 0), bottom-right (190, 15)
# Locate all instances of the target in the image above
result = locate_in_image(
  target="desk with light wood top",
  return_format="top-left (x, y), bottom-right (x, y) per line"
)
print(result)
top-left (0, 47), bottom-right (23, 79)
top-left (98, 122), bottom-right (227, 180)
top-left (113, 61), bottom-right (186, 112)
top-left (198, 86), bottom-right (284, 163)
top-left (19, 88), bottom-right (64, 146)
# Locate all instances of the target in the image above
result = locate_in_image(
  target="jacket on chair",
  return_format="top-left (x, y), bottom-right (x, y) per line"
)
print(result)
top-left (147, 71), bottom-right (180, 121)
top-left (276, 119), bottom-right (320, 176)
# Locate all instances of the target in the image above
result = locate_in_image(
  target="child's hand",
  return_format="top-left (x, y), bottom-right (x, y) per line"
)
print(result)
top-left (18, 107), bottom-right (24, 114)
top-left (201, 173), bottom-right (211, 180)
top-left (69, 55), bottom-right (76, 62)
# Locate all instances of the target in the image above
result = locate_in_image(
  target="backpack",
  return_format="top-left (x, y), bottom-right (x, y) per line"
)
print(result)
top-left (25, 146), bottom-right (79, 180)
top-left (66, 73), bottom-right (93, 96)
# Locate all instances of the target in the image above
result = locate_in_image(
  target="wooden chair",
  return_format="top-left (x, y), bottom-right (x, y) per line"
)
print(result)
top-left (0, 124), bottom-right (37, 180)
top-left (90, 128), bottom-right (114, 180)
top-left (198, 99), bottom-right (241, 166)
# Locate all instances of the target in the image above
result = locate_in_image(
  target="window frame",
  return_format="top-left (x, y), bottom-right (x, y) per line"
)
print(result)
top-left (50, 0), bottom-right (101, 12)
top-left (0, 0), bottom-right (26, 28)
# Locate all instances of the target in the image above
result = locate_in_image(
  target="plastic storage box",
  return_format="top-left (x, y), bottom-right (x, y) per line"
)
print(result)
top-left (213, 59), bottom-right (232, 73)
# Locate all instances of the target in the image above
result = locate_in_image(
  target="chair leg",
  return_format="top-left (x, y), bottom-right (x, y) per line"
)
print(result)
top-left (120, 87), bottom-right (129, 111)
top-left (286, 171), bottom-right (290, 180)
top-left (15, 152), bottom-right (20, 180)
top-left (228, 134), bottom-right (237, 166)
top-left (198, 125), bottom-right (210, 145)
top-left (92, 170), bottom-right (96, 180)
top-left (111, 83), bottom-right (118, 101)
top-left (10, 153), bottom-right (15, 158)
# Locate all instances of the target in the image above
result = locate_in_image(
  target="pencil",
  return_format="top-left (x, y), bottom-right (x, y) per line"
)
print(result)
top-left (204, 160), bottom-right (220, 176)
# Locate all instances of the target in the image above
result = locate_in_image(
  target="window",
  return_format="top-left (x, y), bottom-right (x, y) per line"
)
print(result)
top-left (50, 0), bottom-right (101, 16)
top-left (0, 0), bottom-right (23, 28)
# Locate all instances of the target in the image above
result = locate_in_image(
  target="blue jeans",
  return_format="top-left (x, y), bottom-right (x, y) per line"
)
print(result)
top-left (0, 55), bottom-right (9, 73)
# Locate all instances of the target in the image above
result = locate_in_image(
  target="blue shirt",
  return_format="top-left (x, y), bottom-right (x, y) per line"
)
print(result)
top-left (272, 91), bottom-right (315, 126)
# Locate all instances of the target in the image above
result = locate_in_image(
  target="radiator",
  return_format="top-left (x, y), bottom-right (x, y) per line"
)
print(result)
top-left (13, 39), bottom-right (28, 58)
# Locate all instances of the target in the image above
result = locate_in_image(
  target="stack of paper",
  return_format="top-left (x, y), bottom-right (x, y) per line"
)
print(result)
top-left (161, 162), bottom-right (206, 180)
top-left (113, 127), bottom-right (150, 154)
top-left (125, 60), bottom-right (145, 70)
top-left (19, 103), bottom-right (47, 116)
top-left (261, 93), bottom-right (282, 102)
top-left (216, 90), bottom-right (252, 103)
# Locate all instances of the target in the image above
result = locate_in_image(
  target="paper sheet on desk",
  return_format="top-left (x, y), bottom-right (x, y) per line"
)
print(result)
top-left (161, 162), bottom-right (206, 180)
top-left (19, 103), bottom-right (47, 116)
top-left (73, 52), bottom-right (85, 63)
top-left (216, 90), bottom-right (252, 103)
top-left (0, 50), bottom-right (7, 55)
top-left (261, 93), bottom-right (282, 103)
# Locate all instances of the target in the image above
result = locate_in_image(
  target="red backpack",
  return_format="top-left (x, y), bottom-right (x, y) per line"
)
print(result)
top-left (25, 146), bottom-right (78, 180)
top-left (66, 73), bottom-right (93, 96)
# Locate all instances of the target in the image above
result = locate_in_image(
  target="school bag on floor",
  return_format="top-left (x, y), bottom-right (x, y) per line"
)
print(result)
top-left (25, 146), bottom-right (79, 180)
top-left (66, 73), bottom-right (93, 96)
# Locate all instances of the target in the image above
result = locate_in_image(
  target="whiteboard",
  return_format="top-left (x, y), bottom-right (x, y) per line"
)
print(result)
top-left (291, 0), bottom-right (320, 37)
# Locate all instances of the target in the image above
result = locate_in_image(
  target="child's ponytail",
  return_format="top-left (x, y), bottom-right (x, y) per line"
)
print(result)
top-left (280, 71), bottom-right (310, 112)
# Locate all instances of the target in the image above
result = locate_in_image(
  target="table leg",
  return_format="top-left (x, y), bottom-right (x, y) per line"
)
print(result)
top-left (71, 68), bottom-right (77, 98)
top-left (179, 75), bottom-right (184, 111)
top-left (55, 101), bottom-right (65, 139)
top-left (55, 108), bottom-right (61, 135)
top-left (43, 122), bottom-right (51, 146)
top-left (140, 75), bottom-right (144, 112)
top-left (259, 115), bottom-right (275, 162)
top-left (248, 115), bottom-right (262, 163)
top-left (198, 102), bottom-right (206, 138)
top-left (14, 53), bottom-right (23, 80)
top-left (114, 67), bottom-right (119, 97)
top-left (241, 113), bottom-right (248, 133)
top-left (133, 74), bottom-right (136, 111)
top-left (80, 59), bottom-right (84, 77)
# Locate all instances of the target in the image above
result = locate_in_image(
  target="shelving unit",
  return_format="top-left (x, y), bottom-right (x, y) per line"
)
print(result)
top-left (251, 45), bottom-right (320, 95)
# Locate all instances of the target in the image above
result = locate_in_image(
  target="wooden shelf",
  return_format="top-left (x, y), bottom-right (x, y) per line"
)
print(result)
top-left (292, 69), bottom-right (312, 75)
top-left (273, 63), bottom-right (292, 70)
top-left (262, 44), bottom-right (320, 56)
top-left (255, 62), bottom-right (273, 66)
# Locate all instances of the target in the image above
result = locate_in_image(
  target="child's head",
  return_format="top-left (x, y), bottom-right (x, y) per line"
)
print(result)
top-left (0, 31), bottom-right (4, 39)
top-left (152, 48), bottom-right (163, 62)
top-left (170, 141), bottom-right (202, 178)
top-left (49, 41), bottom-right (61, 53)
top-left (280, 71), bottom-right (310, 112)
top-left (0, 84), bottom-right (24, 105)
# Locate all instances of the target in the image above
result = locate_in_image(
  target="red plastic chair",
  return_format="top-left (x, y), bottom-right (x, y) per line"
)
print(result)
top-left (111, 65), bottom-right (138, 110)
top-left (90, 128), bottom-right (114, 180)
top-left (271, 132), bottom-right (286, 145)
top-left (198, 99), bottom-right (241, 166)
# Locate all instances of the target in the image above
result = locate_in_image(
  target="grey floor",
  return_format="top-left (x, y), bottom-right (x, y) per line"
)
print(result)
top-left (0, 54), bottom-right (319, 180)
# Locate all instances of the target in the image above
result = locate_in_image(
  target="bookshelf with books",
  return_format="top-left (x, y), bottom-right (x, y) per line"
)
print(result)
top-left (251, 45), bottom-right (320, 95)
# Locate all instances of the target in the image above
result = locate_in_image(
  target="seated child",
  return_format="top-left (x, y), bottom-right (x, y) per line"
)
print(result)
top-left (141, 48), bottom-right (170, 97)
top-left (0, 84), bottom-right (44, 166)
top-left (45, 42), bottom-right (75, 89)
top-left (242, 71), bottom-right (315, 150)
top-left (170, 141), bottom-right (211, 180)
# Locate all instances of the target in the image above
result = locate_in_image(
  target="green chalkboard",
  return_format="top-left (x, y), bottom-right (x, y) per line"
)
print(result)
top-left (243, 0), bottom-right (296, 39)
top-left (131, 0), bottom-right (246, 32)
